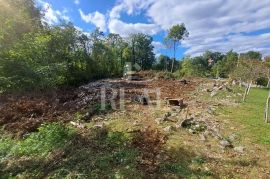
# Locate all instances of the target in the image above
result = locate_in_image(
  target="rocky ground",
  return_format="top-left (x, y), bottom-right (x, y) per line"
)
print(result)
top-left (1, 73), bottom-right (270, 178)
top-left (0, 74), bottom-right (199, 136)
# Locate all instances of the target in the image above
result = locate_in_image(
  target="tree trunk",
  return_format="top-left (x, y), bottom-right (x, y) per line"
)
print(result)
top-left (267, 69), bottom-right (270, 88)
top-left (171, 41), bottom-right (176, 73)
top-left (265, 89), bottom-right (270, 123)
top-left (247, 81), bottom-right (252, 95)
top-left (243, 81), bottom-right (252, 102)
top-left (242, 87), bottom-right (248, 102)
top-left (132, 40), bottom-right (135, 69)
top-left (242, 84), bottom-right (250, 102)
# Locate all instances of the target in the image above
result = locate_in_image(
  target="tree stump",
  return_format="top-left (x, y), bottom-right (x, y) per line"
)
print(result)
top-left (167, 99), bottom-right (184, 107)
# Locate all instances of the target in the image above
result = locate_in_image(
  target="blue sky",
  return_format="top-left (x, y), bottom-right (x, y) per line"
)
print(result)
top-left (37, 0), bottom-right (270, 59)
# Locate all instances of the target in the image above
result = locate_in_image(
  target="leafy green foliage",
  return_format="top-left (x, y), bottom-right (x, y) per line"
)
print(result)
top-left (0, 137), bottom-right (16, 158)
top-left (167, 24), bottom-right (189, 41)
top-left (10, 122), bottom-right (74, 156)
top-left (177, 50), bottom-right (267, 80)
top-left (166, 24), bottom-right (189, 72)
top-left (0, 127), bottom-right (143, 178)
top-left (240, 51), bottom-right (262, 60)
top-left (256, 77), bottom-right (268, 87)
top-left (212, 50), bottom-right (238, 78)
top-left (0, 6), bottom-right (157, 93)
top-left (129, 33), bottom-right (155, 70)
top-left (0, 1), bottom-right (158, 92)
top-left (105, 131), bottom-right (132, 148)
top-left (154, 55), bottom-right (180, 72)
top-left (231, 56), bottom-right (264, 83)
top-left (0, 0), bottom-right (42, 49)
top-left (178, 55), bottom-right (209, 77)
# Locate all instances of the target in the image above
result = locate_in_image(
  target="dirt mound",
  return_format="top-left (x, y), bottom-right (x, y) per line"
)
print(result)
top-left (0, 77), bottom-right (202, 136)
top-left (0, 96), bottom-right (72, 136)
top-left (146, 79), bottom-right (196, 99)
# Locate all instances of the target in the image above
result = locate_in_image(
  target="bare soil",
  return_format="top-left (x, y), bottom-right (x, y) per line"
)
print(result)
top-left (0, 75), bottom-right (201, 136)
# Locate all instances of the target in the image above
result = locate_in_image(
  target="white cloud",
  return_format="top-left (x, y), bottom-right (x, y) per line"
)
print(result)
top-left (148, 0), bottom-right (270, 56)
top-left (55, 10), bottom-right (70, 22)
top-left (109, 0), bottom-right (270, 56)
top-left (184, 33), bottom-right (270, 56)
top-left (41, 2), bottom-right (59, 25)
top-left (109, 19), bottom-right (160, 37)
top-left (37, 0), bottom-right (70, 25)
top-left (109, 0), bottom-right (154, 18)
top-left (108, 0), bottom-right (161, 36)
top-left (152, 41), bottom-right (164, 50)
top-left (38, 0), bottom-right (270, 56)
top-left (74, 0), bottom-right (80, 5)
top-left (79, 9), bottom-right (107, 32)
top-left (152, 41), bottom-right (165, 54)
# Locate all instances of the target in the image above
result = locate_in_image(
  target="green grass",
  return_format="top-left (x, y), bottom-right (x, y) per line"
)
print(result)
top-left (0, 122), bottom-right (76, 166)
top-left (0, 121), bottom-right (213, 178)
top-left (219, 88), bottom-right (270, 145)
top-left (13, 122), bottom-right (75, 156)
top-left (0, 123), bottom-right (143, 178)
top-left (2, 87), bottom-right (270, 178)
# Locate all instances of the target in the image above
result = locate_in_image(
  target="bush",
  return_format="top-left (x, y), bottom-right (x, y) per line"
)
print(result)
top-left (256, 77), bottom-right (268, 87)
top-left (0, 137), bottom-right (16, 158)
top-left (11, 122), bottom-right (75, 156)
top-left (155, 71), bottom-right (176, 79)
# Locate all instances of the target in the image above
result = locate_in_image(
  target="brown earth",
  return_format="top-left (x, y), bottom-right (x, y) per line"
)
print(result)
top-left (0, 75), bottom-right (203, 136)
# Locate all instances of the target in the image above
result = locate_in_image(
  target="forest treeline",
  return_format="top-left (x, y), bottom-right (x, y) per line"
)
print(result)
top-left (156, 51), bottom-right (270, 87)
top-left (0, 0), bottom-right (269, 93)
top-left (0, 0), bottom-right (156, 92)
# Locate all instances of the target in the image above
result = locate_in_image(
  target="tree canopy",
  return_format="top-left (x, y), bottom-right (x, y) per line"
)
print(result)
top-left (0, 0), bottom-right (268, 93)
top-left (166, 24), bottom-right (189, 72)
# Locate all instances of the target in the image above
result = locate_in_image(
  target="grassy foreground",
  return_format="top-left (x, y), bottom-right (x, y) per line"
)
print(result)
top-left (1, 87), bottom-right (270, 178)
top-left (219, 88), bottom-right (270, 145)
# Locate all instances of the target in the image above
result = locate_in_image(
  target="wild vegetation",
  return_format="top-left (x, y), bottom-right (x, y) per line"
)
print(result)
top-left (1, 0), bottom-right (270, 178)
top-left (0, 0), bottom-right (156, 93)
top-left (1, 0), bottom-right (269, 94)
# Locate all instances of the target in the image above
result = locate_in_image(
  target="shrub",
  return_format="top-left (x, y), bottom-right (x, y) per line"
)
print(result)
top-left (11, 122), bottom-right (75, 156)
top-left (0, 137), bottom-right (16, 158)
top-left (256, 77), bottom-right (268, 87)
top-left (155, 71), bottom-right (176, 79)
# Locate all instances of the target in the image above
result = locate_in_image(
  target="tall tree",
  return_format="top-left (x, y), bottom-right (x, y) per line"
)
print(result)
top-left (166, 24), bottom-right (189, 72)
top-left (263, 60), bottom-right (270, 87)
top-left (231, 57), bottom-right (264, 101)
top-left (157, 55), bottom-right (171, 71)
top-left (212, 50), bottom-right (238, 78)
top-left (128, 33), bottom-right (155, 70)
top-left (106, 33), bottom-right (128, 69)
top-left (0, 0), bottom-right (42, 49)
top-left (203, 50), bottom-right (225, 65)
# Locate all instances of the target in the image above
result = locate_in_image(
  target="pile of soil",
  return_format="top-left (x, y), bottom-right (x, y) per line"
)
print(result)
top-left (0, 77), bottom-right (202, 136)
